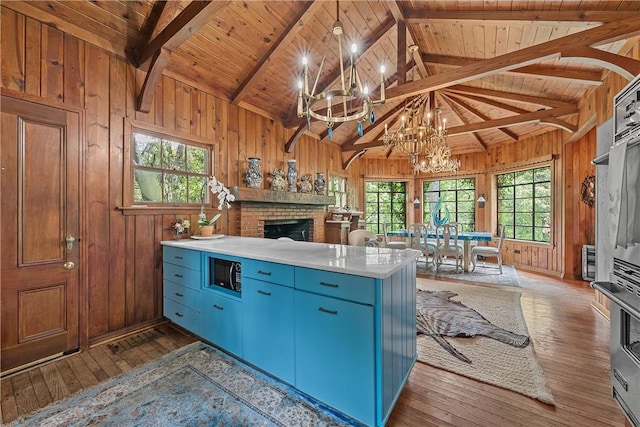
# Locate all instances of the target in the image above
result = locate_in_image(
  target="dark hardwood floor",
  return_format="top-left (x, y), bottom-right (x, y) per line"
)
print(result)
top-left (0, 270), bottom-right (631, 426)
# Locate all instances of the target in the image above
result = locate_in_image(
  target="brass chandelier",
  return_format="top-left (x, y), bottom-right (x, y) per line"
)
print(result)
top-left (297, 1), bottom-right (385, 140)
top-left (382, 93), bottom-right (460, 174)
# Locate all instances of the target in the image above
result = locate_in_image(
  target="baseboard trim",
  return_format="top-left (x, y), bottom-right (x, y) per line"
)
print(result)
top-left (88, 318), bottom-right (166, 348)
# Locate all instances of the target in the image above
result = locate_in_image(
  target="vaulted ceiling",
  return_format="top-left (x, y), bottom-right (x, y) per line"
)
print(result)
top-left (7, 1), bottom-right (640, 163)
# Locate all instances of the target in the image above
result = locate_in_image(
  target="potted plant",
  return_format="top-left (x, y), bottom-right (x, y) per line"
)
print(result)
top-left (198, 176), bottom-right (235, 237)
top-left (171, 217), bottom-right (191, 239)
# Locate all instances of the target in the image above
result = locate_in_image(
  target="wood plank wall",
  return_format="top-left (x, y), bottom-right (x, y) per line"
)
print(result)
top-left (0, 7), bottom-right (362, 344)
top-left (2, 6), bottom-right (638, 343)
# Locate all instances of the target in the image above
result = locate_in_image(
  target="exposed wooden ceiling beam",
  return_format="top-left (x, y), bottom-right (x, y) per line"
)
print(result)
top-left (447, 105), bottom-right (578, 136)
top-left (404, 10), bottom-right (635, 25)
top-left (440, 94), bottom-right (491, 151)
top-left (137, 1), bottom-right (230, 68)
top-left (385, 15), bottom-right (640, 102)
top-left (284, 124), bottom-right (309, 153)
top-left (343, 105), bottom-right (578, 152)
top-left (135, 1), bottom-right (230, 113)
top-left (387, 1), bottom-right (429, 78)
top-left (137, 48), bottom-right (172, 113)
top-left (137, 1), bottom-right (169, 53)
top-left (443, 90), bottom-right (578, 132)
top-left (422, 53), bottom-right (603, 85)
top-left (343, 151), bottom-right (366, 170)
top-left (443, 94), bottom-right (502, 148)
top-left (445, 85), bottom-right (575, 108)
top-left (231, 1), bottom-right (320, 106)
top-left (396, 20), bottom-right (407, 86)
top-left (560, 46), bottom-right (640, 81)
top-left (147, 1), bottom-right (189, 42)
top-left (283, 16), bottom-right (397, 127)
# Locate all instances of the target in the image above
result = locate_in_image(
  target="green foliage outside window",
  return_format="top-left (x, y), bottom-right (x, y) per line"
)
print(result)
top-left (132, 132), bottom-right (211, 204)
top-left (423, 178), bottom-right (475, 231)
top-left (497, 166), bottom-right (551, 242)
top-left (365, 181), bottom-right (406, 234)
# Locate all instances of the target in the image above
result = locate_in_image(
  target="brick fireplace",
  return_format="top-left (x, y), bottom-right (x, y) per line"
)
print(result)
top-left (229, 187), bottom-right (333, 243)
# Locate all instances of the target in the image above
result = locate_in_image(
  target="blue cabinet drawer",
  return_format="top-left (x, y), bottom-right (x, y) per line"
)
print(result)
top-left (242, 259), bottom-right (294, 287)
top-left (164, 297), bottom-right (200, 335)
top-left (163, 280), bottom-right (201, 311)
top-left (163, 246), bottom-right (200, 270)
top-left (243, 278), bottom-right (294, 384)
top-left (163, 262), bottom-right (201, 290)
top-left (295, 267), bottom-right (376, 305)
top-left (200, 291), bottom-right (243, 356)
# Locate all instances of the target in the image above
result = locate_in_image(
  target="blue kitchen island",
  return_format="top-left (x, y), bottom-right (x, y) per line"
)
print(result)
top-left (161, 236), bottom-right (419, 426)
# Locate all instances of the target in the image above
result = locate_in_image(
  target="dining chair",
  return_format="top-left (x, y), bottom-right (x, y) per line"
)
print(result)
top-left (435, 222), bottom-right (463, 272)
top-left (471, 224), bottom-right (506, 274)
top-left (348, 229), bottom-right (383, 247)
top-left (407, 223), bottom-right (435, 266)
top-left (382, 222), bottom-right (407, 250)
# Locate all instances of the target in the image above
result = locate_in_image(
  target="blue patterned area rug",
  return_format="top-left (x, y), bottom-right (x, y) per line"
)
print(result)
top-left (10, 342), bottom-right (362, 427)
top-left (417, 261), bottom-right (521, 287)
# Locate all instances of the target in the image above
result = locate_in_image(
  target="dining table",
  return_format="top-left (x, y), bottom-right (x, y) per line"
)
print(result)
top-left (387, 228), bottom-right (492, 272)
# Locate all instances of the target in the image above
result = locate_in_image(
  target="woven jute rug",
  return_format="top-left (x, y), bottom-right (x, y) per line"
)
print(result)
top-left (416, 278), bottom-right (555, 405)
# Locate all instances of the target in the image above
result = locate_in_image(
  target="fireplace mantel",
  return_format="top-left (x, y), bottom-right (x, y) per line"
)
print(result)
top-left (231, 187), bottom-right (333, 205)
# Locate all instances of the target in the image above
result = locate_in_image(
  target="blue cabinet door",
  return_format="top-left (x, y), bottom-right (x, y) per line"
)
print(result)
top-left (294, 291), bottom-right (375, 426)
top-left (200, 291), bottom-right (243, 356)
top-left (243, 278), bottom-right (294, 384)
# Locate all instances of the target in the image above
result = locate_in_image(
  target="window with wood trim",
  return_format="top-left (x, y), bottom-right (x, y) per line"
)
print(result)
top-left (131, 130), bottom-right (213, 205)
top-left (423, 178), bottom-right (476, 231)
top-left (497, 166), bottom-right (551, 242)
top-left (365, 181), bottom-right (406, 234)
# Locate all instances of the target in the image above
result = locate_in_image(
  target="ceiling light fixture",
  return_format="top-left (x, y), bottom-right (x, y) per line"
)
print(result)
top-left (382, 54), bottom-right (460, 175)
top-left (297, 1), bottom-right (385, 140)
top-left (382, 93), bottom-right (460, 174)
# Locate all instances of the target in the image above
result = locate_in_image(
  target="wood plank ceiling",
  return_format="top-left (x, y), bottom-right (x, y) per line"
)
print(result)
top-left (6, 0), bottom-right (640, 162)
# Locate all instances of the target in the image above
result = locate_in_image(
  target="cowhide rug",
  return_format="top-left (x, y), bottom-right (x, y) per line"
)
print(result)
top-left (417, 289), bottom-right (530, 363)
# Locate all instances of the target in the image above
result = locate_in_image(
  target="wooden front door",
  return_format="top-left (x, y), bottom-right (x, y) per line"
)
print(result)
top-left (1, 96), bottom-right (81, 373)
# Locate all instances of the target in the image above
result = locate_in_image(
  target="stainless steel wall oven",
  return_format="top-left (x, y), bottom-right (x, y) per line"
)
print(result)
top-left (594, 258), bottom-right (640, 426)
top-left (593, 73), bottom-right (640, 427)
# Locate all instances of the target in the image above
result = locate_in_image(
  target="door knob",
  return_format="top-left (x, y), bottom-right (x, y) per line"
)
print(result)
top-left (65, 235), bottom-right (76, 250)
top-left (63, 261), bottom-right (75, 270)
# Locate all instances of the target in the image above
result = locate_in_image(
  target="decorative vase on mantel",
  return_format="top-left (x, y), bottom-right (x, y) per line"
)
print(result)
top-left (314, 172), bottom-right (326, 195)
top-left (298, 174), bottom-right (313, 193)
top-left (269, 168), bottom-right (286, 191)
top-left (286, 159), bottom-right (298, 192)
top-left (244, 157), bottom-right (263, 189)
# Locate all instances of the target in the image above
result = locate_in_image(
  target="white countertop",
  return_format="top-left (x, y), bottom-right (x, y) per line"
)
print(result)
top-left (162, 236), bottom-right (419, 279)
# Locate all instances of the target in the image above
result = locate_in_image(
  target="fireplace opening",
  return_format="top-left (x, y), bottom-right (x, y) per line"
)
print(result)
top-left (264, 219), bottom-right (311, 241)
